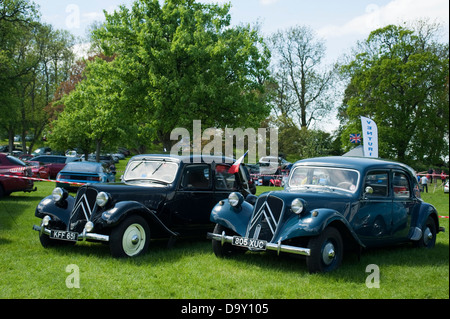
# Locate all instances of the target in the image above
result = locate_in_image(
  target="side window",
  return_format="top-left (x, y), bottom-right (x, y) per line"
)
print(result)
top-left (365, 171), bottom-right (389, 197)
top-left (181, 164), bottom-right (210, 189)
top-left (393, 172), bottom-right (410, 198)
top-left (42, 157), bottom-right (53, 163)
top-left (214, 164), bottom-right (238, 191)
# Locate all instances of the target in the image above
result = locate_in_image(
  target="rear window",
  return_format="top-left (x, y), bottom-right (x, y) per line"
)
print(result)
top-left (63, 162), bottom-right (102, 173)
top-left (6, 156), bottom-right (26, 166)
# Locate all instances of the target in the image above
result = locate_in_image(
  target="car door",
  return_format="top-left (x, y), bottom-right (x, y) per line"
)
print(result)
top-left (170, 163), bottom-right (215, 230)
top-left (391, 170), bottom-right (415, 242)
top-left (213, 163), bottom-right (239, 203)
top-left (354, 170), bottom-right (393, 246)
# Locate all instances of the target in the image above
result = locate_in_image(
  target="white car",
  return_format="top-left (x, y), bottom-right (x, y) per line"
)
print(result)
top-left (444, 181), bottom-right (449, 193)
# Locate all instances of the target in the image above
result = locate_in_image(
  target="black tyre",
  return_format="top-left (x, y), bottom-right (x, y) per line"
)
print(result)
top-left (110, 215), bottom-right (150, 258)
top-left (306, 226), bottom-right (343, 273)
top-left (39, 232), bottom-right (75, 247)
top-left (212, 224), bottom-right (245, 258)
top-left (414, 217), bottom-right (437, 249)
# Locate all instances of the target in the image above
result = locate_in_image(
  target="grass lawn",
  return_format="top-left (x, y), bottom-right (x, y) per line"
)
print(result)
top-left (0, 159), bottom-right (448, 299)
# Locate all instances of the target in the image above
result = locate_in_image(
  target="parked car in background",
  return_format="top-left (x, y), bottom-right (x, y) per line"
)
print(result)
top-left (33, 154), bottom-right (255, 258)
top-left (258, 156), bottom-right (291, 176)
top-left (0, 153), bottom-right (36, 198)
top-left (444, 181), bottom-right (449, 193)
top-left (26, 161), bottom-right (50, 179)
top-left (56, 161), bottom-right (116, 192)
top-left (31, 147), bottom-right (52, 157)
top-left (208, 156), bottom-right (445, 273)
top-left (31, 155), bottom-right (80, 179)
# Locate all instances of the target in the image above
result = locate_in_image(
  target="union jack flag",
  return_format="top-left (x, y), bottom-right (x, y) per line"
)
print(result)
top-left (350, 133), bottom-right (361, 144)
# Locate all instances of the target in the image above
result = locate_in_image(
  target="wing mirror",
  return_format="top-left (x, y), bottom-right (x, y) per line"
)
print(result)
top-left (364, 186), bottom-right (373, 197)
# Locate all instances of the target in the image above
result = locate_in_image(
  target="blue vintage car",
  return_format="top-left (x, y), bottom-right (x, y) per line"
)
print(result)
top-left (207, 156), bottom-right (445, 273)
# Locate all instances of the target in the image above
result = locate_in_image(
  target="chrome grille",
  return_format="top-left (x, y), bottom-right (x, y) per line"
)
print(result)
top-left (69, 187), bottom-right (98, 232)
top-left (246, 195), bottom-right (284, 242)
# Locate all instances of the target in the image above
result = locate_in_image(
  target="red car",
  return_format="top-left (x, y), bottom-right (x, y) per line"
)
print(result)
top-left (26, 161), bottom-right (50, 179)
top-left (0, 153), bottom-right (36, 198)
top-left (30, 155), bottom-right (79, 179)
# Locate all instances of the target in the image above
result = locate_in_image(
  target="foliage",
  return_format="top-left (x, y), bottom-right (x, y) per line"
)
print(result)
top-left (339, 23), bottom-right (449, 165)
top-left (0, 0), bottom-right (75, 153)
top-left (90, 0), bottom-right (271, 151)
top-left (269, 25), bottom-right (336, 129)
top-left (49, 57), bottom-right (130, 159)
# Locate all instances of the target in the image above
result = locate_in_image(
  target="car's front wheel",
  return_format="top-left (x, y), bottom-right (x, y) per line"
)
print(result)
top-left (212, 224), bottom-right (245, 258)
top-left (414, 216), bottom-right (437, 249)
top-left (306, 226), bottom-right (343, 273)
top-left (110, 215), bottom-right (150, 258)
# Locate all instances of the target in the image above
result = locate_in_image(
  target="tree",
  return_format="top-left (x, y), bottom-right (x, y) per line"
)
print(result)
top-left (0, 1), bottom-right (75, 153)
top-left (269, 25), bottom-right (335, 129)
top-left (49, 57), bottom-right (129, 160)
top-left (91, 0), bottom-right (271, 151)
top-left (340, 23), bottom-right (449, 165)
top-left (0, 0), bottom-right (39, 151)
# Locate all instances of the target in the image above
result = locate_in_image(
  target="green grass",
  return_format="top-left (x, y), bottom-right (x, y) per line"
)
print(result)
top-left (0, 161), bottom-right (448, 299)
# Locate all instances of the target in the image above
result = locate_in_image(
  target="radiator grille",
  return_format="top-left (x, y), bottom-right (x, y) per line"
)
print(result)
top-left (246, 195), bottom-right (284, 242)
top-left (69, 187), bottom-right (98, 232)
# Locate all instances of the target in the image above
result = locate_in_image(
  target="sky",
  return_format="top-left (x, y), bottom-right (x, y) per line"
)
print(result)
top-left (33, 0), bottom-right (449, 131)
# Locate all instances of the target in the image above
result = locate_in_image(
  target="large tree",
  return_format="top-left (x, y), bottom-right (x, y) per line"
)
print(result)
top-left (269, 25), bottom-right (335, 130)
top-left (90, 0), bottom-right (271, 151)
top-left (340, 23), bottom-right (449, 164)
top-left (0, 0), bottom-right (75, 153)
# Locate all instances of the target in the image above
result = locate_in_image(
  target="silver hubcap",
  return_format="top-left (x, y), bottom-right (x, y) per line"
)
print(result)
top-left (423, 227), bottom-right (433, 245)
top-left (322, 242), bottom-right (336, 265)
top-left (122, 223), bottom-right (146, 256)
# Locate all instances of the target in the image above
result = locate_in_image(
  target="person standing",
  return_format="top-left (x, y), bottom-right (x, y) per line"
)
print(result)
top-left (421, 175), bottom-right (429, 193)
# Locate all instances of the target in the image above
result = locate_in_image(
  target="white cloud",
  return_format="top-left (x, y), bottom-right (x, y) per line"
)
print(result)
top-left (318, 0), bottom-right (449, 38)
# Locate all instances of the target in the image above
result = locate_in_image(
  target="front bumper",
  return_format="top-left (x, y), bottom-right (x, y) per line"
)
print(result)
top-left (32, 224), bottom-right (109, 242)
top-left (207, 231), bottom-right (311, 257)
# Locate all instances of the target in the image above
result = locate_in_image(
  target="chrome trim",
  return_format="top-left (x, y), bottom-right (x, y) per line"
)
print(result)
top-left (246, 194), bottom-right (285, 242)
top-left (207, 232), bottom-right (310, 257)
top-left (33, 224), bottom-right (109, 242)
top-left (409, 227), bottom-right (422, 241)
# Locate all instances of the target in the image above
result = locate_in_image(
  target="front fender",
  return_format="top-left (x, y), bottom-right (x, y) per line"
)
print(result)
top-left (276, 208), bottom-right (365, 247)
top-left (35, 195), bottom-right (75, 226)
top-left (101, 201), bottom-right (178, 237)
top-left (210, 200), bottom-right (254, 236)
top-left (409, 202), bottom-right (442, 240)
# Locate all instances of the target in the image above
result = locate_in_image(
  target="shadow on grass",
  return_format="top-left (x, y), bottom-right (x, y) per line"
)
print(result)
top-left (31, 231), bottom-right (449, 284)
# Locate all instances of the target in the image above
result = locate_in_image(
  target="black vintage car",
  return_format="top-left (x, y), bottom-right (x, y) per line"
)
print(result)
top-left (207, 156), bottom-right (445, 273)
top-left (33, 154), bottom-right (255, 257)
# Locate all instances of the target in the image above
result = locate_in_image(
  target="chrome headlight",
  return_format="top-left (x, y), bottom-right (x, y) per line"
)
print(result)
top-left (96, 191), bottom-right (109, 207)
top-left (52, 187), bottom-right (67, 202)
top-left (85, 221), bottom-right (94, 232)
top-left (228, 192), bottom-right (244, 208)
top-left (42, 215), bottom-right (51, 226)
top-left (291, 198), bottom-right (304, 214)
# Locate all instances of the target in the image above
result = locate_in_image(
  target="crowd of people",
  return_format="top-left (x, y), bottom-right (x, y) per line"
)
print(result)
top-left (418, 169), bottom-right (447, 193)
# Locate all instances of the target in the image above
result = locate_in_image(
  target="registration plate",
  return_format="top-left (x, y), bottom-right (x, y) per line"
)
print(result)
top-left (50, 230), bottom-right (78, 242)
top-left (232, 236), bottom-right (267, 250)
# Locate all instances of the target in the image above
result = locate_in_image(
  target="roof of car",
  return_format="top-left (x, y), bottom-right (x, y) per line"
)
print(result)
top-left (294, 156), bottom-right (416, 175)
top-left (129, 154), bottom-right (236, 164)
